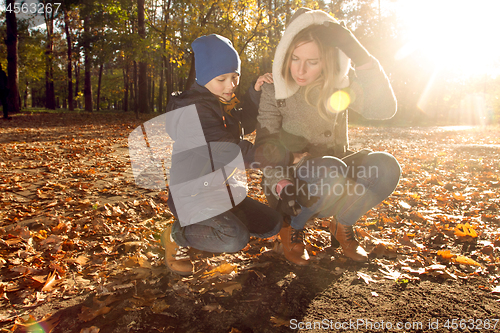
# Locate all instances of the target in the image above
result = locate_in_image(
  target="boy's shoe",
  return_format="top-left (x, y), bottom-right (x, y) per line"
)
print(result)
top-left (329, 218), bottom-right (368, 262)
top-left (330, 233), bottom-right (341, 249)
top-left (160, 224), bottom-right (194, 276)
top-left (279, 223), bottom-right (309, 265)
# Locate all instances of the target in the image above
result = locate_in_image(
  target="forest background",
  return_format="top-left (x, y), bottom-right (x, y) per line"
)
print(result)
top-left (1, 0), bottom-right (499, 125)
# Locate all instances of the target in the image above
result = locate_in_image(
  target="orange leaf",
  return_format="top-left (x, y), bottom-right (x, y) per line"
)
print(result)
top-left (203, 262), bottom-right (237, 277)
top-left (454, 222), bottom-right (477, 238)
top-left (41, 270), bottom-right (58, 292)
top-left (453, 255), bottom-right (482, 267)
top-left (52, 222), bottom-right (67, 234)
top-left (437, 250), bottom-right (454, 260)
top-left (437, 251), bottom-right (482, 267)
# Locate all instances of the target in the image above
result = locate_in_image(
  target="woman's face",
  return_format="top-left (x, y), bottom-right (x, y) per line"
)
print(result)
top-left (289, 41), bottom-right (323, 86)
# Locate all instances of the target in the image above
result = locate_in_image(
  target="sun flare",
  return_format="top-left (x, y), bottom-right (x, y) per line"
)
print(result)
top-left (394, 0), bottom-right (500, 76)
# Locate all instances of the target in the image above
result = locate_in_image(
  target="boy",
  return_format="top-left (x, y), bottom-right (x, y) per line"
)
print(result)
top-left (162, 34), bottom-right (280, 275)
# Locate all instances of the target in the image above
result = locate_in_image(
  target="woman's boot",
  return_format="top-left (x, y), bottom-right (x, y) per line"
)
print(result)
top-left (329, 218), bottom-right (368, 262)
top-left (279, 220), bottom-right (309, 265)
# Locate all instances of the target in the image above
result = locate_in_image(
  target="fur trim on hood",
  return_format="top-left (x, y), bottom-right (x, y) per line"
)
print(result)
top-left (273, 7), bottom-right (351, 100)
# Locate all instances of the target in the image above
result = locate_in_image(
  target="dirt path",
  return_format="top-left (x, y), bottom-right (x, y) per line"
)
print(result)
top-left (1, 113), bottom-right (499, 332)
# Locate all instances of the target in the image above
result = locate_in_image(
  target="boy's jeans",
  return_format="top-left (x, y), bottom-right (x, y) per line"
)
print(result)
top-left (171, 197), bottom-right (282, 253)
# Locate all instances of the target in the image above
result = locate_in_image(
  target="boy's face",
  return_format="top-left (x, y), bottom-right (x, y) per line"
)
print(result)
top-left (205, 73), bottom-right (240, 101)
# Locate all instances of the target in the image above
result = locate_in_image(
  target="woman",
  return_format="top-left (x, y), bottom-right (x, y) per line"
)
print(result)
top-left (255, 8), bottom-right (401, 265)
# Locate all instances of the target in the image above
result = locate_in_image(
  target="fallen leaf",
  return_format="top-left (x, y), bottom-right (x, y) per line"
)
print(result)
top-left (369, 242), bottom-right (398, 258)
top-left (203, 262), bottom-right (237, 277)
top-left (202, 303), bottom-right (223, 312)
top-left (455, 222), bottom-right (477, 238)
top-left (357, 272), bottom-right (377, 284)
top-left (12, 313), bottom-right (61, 333)
top-left (41, 270), bottom-right (59, 292)
top-left (270, 316), bottom-right (289, 327)
top-left (46, 200), bottom-right (58, 208)
top-left (424, 264), bottom-right (457, 280)
top-left (78, 306), bottom-right (111, 322)
top-left (453, 255), bottom-right (482, 267)
top-left (215, 281), bottom-right (242, 295)
top-left (67, 255), bottom-right (89, 266)
top-left (379, 268), bottom-right (402, 280)
top-left (437, 250), bottom-right (454, 260)
top-left (438, 250), bottom-right (482, 267)
top-left (401, 266), bottom-right (425, 275)
top-left (409, 211), bottom-right (427, 223)
top-left (151, 299), bottom-right (170, 313)
top-left (399, 201), bottom-right (412, 210)
top-left (78, 296), bottom-right (118, 322)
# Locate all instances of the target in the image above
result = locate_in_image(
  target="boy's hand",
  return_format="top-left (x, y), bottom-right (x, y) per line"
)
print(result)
top-left (254, 73), bottom-right (273, 91)
top-left (278, 184), bottom-right (302, 216)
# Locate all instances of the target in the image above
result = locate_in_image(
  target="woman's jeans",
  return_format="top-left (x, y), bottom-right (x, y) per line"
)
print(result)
top-left (171, 197), bottom-right (283, 253)
top-left (265, 152), bottom-right (401, 230)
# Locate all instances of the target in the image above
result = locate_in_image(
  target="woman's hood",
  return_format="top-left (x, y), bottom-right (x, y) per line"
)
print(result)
top-left (273, 7), bottom-right (351, 100)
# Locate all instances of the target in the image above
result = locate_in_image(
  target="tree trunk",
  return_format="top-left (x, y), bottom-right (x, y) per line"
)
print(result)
top-left (74, 61), bottom-right (79, 99)
top-left (24, 80), bottom-right (28, 108)
top-left (123, 61), bottom-right (129, 112)
top-left (84, 16), bottom-right (93, 112)
top-left (97, 63), bottom-right (103, 111)
top-left (45, 12), bottom-right (56, 109)
top-left (31, 87), bottom-right (36, 108)
top-left (137, 0), bottom-right (149, 113)
top-left (133, 61), bottom-right (138, 116)
top-left (166, 54), bottom-right (173, 103)
top-left (6, 0), bottom-right (20, 113)
top-left (158, 0), bottom-right (171, 110)
top-left (158, 55), bottom-right (165, 112)
top-left (150, 71), bottom-right (154, 112)
top-left (64, 10), bottom-right (74, 111)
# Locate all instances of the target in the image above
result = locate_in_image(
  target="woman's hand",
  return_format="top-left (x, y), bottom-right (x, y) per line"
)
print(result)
top-left (320, 21), bottom-right (372, 67)
top-left (293, 152), bottom-right (311, 164)
top-left (254, 73), bottom-right (273, 91)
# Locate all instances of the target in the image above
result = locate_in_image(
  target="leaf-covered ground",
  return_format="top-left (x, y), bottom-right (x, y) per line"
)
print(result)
top-left (1, 112), bottom-right (500, 333)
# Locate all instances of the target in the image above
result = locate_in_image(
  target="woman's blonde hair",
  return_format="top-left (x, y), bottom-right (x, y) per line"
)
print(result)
top-left (282, 25), bottom-right (342, 120)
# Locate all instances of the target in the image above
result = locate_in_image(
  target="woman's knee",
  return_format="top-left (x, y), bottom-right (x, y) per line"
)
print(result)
top-left (297, 156), bottom-right (348, 185)
top-left (363, 152), bottom-right (401, 190)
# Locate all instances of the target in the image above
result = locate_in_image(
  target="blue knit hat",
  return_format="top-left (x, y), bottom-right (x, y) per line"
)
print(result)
top-left (192, 34), bottom-right (241, 86)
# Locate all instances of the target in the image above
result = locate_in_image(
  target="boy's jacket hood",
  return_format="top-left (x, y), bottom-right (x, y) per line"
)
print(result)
top-left (273, 7), bottom-right (351, 100)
